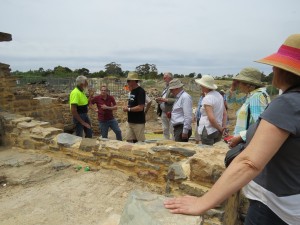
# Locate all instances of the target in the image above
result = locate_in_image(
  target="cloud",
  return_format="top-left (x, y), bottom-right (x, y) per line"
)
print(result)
top-left (1, 0), bottom-right (300, 75)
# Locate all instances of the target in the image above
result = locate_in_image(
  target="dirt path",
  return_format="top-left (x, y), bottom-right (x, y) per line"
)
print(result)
top-left (0, 147), bottom-right (161, 225)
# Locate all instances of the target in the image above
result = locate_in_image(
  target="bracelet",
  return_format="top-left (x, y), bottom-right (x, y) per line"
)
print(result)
top-left (128, 108), bottom-right (131, 112)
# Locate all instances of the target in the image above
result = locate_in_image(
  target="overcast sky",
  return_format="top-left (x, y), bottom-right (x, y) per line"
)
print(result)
top-left (1, 0), bottom-right (299, 76)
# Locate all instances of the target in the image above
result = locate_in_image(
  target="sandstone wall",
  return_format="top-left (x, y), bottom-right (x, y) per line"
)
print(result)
top-left (0, 111), bottom-right (246, 225)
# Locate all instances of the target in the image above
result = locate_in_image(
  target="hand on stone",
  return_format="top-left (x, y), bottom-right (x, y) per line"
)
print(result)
top-left (164, 195), bottom-right (204, 215)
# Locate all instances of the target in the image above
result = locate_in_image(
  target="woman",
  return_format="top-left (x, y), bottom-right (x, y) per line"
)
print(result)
top-left (227, 67), bottom-right (270, 148)
top-left (195, 75), bottom-right (227, 145)
top-left (164, 34), bottom-right (300, 224)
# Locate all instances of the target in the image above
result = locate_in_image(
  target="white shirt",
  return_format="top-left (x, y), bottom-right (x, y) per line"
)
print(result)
top-left (198, 90), bottom-right (224, 135)
top-left (171, 90), bottom-right (193, 134)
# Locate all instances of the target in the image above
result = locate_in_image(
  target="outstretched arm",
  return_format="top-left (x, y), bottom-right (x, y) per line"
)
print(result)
top-left (164, 119), bottom-right (289, 215)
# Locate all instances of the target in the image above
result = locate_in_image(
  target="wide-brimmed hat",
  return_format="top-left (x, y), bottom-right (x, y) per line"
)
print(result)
top-left (233, 67), bottom-right (263, 87)
top-left (169, 79), bottom-right (184, 89)
top-left (126, 71), bottom-right (141, 80)
top-left (195, 75), bottom-right (218, 90)
top-left (256, 34), bottom-right (300, 76)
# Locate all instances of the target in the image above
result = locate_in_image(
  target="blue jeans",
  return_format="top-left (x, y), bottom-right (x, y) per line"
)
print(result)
top-left (244, 200), bottom-right (288, 225)
top-left (73, 113), bottom-right (93, 138)
top-left (99, 119), bottom-right (122, 141)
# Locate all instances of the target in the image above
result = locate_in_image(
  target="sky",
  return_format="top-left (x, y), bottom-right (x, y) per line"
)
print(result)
top-left (1, 0), bottom-right (300, 76)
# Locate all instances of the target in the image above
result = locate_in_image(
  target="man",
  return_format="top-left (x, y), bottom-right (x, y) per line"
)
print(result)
top-left (89, 85), bottom-right (122, 141)
top-left (156, 72), bottom-right (176, 139)
top-left (69, 75), bottom-right (93, 138)
top-left (122, 71), bottom-right (146, 142)
top-left (169, 79), bottom-right (193, 142)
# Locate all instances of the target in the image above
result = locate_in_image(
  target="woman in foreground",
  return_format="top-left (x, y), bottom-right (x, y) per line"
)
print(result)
top-left (164, 34), bottom-right (300, 225)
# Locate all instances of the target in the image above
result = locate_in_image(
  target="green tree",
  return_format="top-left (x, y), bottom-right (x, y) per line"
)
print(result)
top-left (74, 68), bottom-right (90, 76)
top-left (188, 72), bottom-right (196, 78)
top-left (135, 63), bottom-right (158, 79)
top-left (53, 66), bottom-right (73, 77)
top-left (105, 62), bottom-right (122, 76)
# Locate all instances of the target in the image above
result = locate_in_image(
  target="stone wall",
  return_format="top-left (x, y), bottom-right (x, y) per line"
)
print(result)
top-left (0, 111), bottom-right (246, 225)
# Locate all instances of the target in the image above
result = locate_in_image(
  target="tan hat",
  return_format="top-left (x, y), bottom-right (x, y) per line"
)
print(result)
top-left (256, 34), bottom-right (300, 76)
top-left (169, 78), bottom-right (184, 89)
top-left (195, 75), bottom-right (218, 90)
top-left (126, 71), bottom-right (141, 80)
top-left (233, 67), bottom-right (263, 87)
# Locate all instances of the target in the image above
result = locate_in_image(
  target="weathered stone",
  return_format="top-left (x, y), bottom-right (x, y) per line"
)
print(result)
top-left (30, 127), bottom-right (62, 139)
top-left (137, 170), bottom-right (158, 180)
top-left (52, 162), bottom-right (71, 171)
top-left (33, 97), bottom-right (57, 105)
top-left (111, 152), bottom-right (136, 162)
top-left (151, 146), bottom-right (196, 157)
top-left (11, 117), bottom-right (33, 125)
top-left (167, 162), bottom-right (187, 180)
top-left (190, 151), bottom-right (225, 186)
top-left (112, 159), bottom-right (135, 168)
top-left (57, 133), bottom-right (82, 147)
top-left (17, 120), bottom-right (49, 129)
top-left (79, 138), bottom-right (99, 152)
top-left (137, 162), bottom-right (160, 171)
top-left (119, 190), bottom-right (202, 225)
top-left (179, 181), bottom-right (210, 197)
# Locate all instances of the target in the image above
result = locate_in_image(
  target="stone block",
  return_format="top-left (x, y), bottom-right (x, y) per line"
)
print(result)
top-left (79, 138), bottom-right (99, 152)
top-left (111, 152), bottom-right (136, 162)
top-left (112, 159), bottom-right (135, 168)
top-left (119, 190), bottom-right (202, 225)
top-left (137, 162), bottom-right (160, 171)
top-left (179, 181), bottom-right (210, 197)
top-left (57, 133), bottom-right (82, 147)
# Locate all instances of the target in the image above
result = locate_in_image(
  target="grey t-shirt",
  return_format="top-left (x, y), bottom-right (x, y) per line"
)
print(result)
top-left (246, 90), bottom-right (300, 197)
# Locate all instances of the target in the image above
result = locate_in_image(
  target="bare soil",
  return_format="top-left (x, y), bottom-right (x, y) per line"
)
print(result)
top-left (0, 146), bottom-right (162, 225)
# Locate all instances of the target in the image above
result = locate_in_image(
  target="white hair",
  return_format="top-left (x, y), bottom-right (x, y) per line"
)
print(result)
top-left (164, 72), bottom-right (173, 79)
top-left (76, 75), bottom-right (87, 85)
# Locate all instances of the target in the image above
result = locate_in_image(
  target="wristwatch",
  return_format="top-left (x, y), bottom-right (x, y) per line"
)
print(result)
top-left (128, 108), bottom-right (131, 112)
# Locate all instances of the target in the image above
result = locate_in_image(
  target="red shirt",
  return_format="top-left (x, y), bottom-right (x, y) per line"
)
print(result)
top-left (91, 95), bottom-right (116, 122)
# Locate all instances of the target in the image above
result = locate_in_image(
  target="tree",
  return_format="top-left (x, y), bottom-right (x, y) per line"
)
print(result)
top-left (53, 66), bottom-right (73, 77)
top-left (188, 72), bottom-right (196, 78)
top-left (196, 73), bottom-right (202, 78)
top-left (105, 62), bottom-right (122, 76)
top-left (74, 68), bottom-right (90, 76)
top-left (135, 63), bottom-right (158, 79)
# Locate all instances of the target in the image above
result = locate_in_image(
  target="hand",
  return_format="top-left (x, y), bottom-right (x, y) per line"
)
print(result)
top-left (82, 122), bottom-right (91, 129)
top-left (122, 106), bottom-right (128, 112)
top-left (228, 135), bottom-right (243, 148)
top-left (101, 104), bottom-right (108, 110)
top-left (164, 196), bottom-right (204, 215)
top-left (182, 133), bottom-right (188, 139)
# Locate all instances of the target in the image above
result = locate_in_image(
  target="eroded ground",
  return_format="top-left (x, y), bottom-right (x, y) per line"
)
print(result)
top-left (0, 147), bottom-right (162, 225)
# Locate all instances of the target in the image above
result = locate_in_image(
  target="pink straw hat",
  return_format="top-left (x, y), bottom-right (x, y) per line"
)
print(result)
top-left (256, 34), bottom-right (300, 76)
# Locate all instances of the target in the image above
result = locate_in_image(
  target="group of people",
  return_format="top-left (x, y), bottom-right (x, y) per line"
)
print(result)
top-left (70, 34), bottom-right (300, 224)
top-left (164, 34), bottom-right (300, 224)
top-left (69, 66), bottom-right (271, 146)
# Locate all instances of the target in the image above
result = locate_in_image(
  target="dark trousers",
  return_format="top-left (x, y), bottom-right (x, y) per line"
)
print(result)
top-left (173, 124), bottom-right (192, 142)
top-left (73, 113), bottom-right (93, 138)
top-left (244, 200), bottom-right (288, 225)
top-left (201, 127), bottom-right (222, 145)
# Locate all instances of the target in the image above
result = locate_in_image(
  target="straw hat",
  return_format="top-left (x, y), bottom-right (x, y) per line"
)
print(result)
top-left (233, 67), bottom-right (263, 87)
top-left (126, 71), bottom-right (141, 80)
top-left (195, 75), bottom-right (218, 90)
top-left (256, 34), bottom-right (300, 76)
top-left (169, 79), bottom-right (184, 89)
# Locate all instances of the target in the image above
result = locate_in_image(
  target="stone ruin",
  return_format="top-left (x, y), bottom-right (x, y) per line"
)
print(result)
top-left (0, 32), bottom-right (247, 225)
